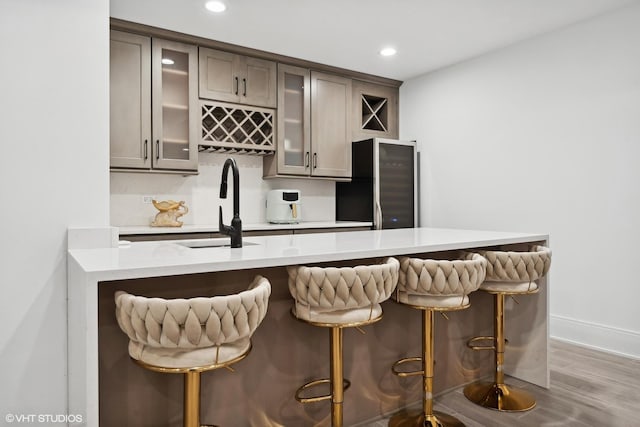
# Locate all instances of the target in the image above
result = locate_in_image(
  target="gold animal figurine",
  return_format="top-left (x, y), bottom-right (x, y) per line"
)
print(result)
top-left (151, 200), bottom-right (189, 227)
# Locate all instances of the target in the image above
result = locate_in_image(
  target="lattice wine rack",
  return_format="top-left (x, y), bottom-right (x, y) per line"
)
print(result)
top-left (200, 101), bottom-right (275, 155)
top-left (361, 94), bottom-right (388, 132)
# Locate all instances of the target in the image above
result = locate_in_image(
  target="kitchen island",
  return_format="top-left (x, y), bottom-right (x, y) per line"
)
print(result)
top-left (68, 227), bottom-right (549, 426)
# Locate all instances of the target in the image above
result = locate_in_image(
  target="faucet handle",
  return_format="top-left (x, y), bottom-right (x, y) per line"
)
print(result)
top-left (219, 205), bottom-right (233, 235)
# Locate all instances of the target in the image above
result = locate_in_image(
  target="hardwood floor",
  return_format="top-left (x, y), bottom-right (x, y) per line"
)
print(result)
top-left (361, 340), bottom-right (640, 426)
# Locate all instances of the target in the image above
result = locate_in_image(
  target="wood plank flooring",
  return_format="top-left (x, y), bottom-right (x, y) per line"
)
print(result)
top-left (360, 339), bottom-right (640, 426)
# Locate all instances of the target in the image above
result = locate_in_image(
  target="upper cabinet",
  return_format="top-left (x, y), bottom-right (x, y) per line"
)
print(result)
top-left (152, 39), bottom-right (199, 171)
top-left (311, 71), bottom-right (353, 178)
top-left (199, 47), bottom-right (277, 108)
top-left (352, 80), bottom-right (399, 141)
top-left (263, 65), bottom-right (352, 180)
top-left (266, 64), bottom-right (310, 176)
top-left (110, 31), bottom-right (199, 172)
top-left (110, 31), bottom-right (151, 169)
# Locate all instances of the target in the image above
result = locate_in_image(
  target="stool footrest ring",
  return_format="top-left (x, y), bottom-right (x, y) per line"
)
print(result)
top-left (294, 378), bottom-right (351, 403)
top-left (391, 357), bottom-right (424, 377)
top-left (467, 336), bottom-right (509, 351)
top-left (467, 336), bottom-right (495, 351)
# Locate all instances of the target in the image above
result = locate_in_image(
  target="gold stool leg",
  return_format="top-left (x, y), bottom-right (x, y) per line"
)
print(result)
top-left (390, 310), bottom-right (465, 427)
top-left (463, 293), bottom-right (536, 412)
top-left (183, 370), bottom-right (200, 427)
top-left (330, 326), bottom-right (344, 427)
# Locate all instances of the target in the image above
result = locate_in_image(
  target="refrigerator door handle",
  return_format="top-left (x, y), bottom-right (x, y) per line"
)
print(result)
top-left (374, 199), bottom-right (383, 230)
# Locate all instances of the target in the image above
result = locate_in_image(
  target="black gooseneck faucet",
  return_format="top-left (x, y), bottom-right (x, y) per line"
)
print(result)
top-left (219, 157), bottom-right (242, 248)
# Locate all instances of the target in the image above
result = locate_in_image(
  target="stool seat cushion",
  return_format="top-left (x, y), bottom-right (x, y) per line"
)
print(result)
top-left (480, 280), bottom-right (538, 294)
top-left (472, 245), bottom-right (551, 293)
top-left (115, 275), bottom-right (271, 368)
top-left (395, 254), bottom-right (487, 309)
top-left (128, 337), bottom-right (250, 369)
top-left (396, 293), bottom-right (470, 309)
top-left (292, 303), bottom-right (384, 325)
top-left (287, 257), bottom-right (399, 324)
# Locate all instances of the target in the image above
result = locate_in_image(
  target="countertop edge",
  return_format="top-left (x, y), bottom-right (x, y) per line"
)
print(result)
top-left (69, 227), bottom-right (549, 281)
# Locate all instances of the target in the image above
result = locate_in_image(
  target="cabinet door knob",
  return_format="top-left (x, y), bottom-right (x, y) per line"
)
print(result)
top-left (305, 152), bottom-right (310, 168)
top-left (156, 140), bottom-right (160, 160)
top-left (144, 139), bottom-right (148, 160)
top-left (313, 153), bottom-right (317, 169)
top-left (242, 78), bottom-right (247, 96)
top-left (235, 76), bottom-right (239, 95)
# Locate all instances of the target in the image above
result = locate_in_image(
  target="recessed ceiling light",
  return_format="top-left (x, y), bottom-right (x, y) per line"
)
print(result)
top-left (379, 47), bottom-right (397, 57)
top-left (205, 1), bottom-right (226, 13)
top-left (161, 58), bottom-right (175, 65)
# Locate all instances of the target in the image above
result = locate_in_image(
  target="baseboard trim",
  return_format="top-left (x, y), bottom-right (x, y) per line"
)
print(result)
top-left (550, 314), bottom-right (640, 360)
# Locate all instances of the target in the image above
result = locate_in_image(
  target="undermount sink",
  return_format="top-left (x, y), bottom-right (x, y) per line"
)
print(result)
top-left (176, 239), bottom-right (258, 249)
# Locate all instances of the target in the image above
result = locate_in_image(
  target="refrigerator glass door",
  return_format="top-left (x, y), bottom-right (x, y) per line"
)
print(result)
top-left (378, 142), bottom-right (415, 228)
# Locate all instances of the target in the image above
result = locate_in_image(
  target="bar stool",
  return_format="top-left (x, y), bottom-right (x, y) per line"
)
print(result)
top-left (389, 253), bottom-right (487, 427)
top-left (287, 257), bottom-right (400, 427)
top-left (114, 275), bottom-right (271, 427)
top-left (463, 245), bottom-right (551, 412)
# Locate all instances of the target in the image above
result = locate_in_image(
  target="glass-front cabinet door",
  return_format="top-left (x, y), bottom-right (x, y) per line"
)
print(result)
top-left (151, 39), bottom-right (198, 171)
top-left (276, 64), bottom-right (310, 175)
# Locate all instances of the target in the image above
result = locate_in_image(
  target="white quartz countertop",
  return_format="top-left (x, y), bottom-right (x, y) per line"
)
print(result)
top-left (118, 221), bottom-right (373, 235)
top-left (69, 227), bottom-right (548, 281)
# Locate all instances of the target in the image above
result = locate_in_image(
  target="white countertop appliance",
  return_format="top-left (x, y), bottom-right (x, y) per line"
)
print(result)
top-left (266, 189), bottom-right (301, 223)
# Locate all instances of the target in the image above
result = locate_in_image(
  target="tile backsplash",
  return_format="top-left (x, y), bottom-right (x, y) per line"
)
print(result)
top-left (110, 153), bottom-right (336, 226)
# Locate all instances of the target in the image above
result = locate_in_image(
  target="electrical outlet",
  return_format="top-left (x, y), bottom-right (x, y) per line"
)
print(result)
top-left (142, 195), bottom-right (155, 204)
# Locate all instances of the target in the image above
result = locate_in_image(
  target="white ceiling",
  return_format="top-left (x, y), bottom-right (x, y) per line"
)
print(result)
top-left (111, 0), bottom-right (638, 81)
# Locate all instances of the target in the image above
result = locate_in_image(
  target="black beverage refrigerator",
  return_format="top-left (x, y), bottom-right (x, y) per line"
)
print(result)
top-left (336, 138), bottom-right (418, 229)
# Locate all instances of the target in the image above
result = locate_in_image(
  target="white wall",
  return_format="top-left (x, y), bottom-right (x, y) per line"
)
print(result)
top-left (111, 155), bottom-right (336, 226)
top-left (0, 0), bottom-right (110, 418)
top-left (401, 4), bottom-right (640, 358)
